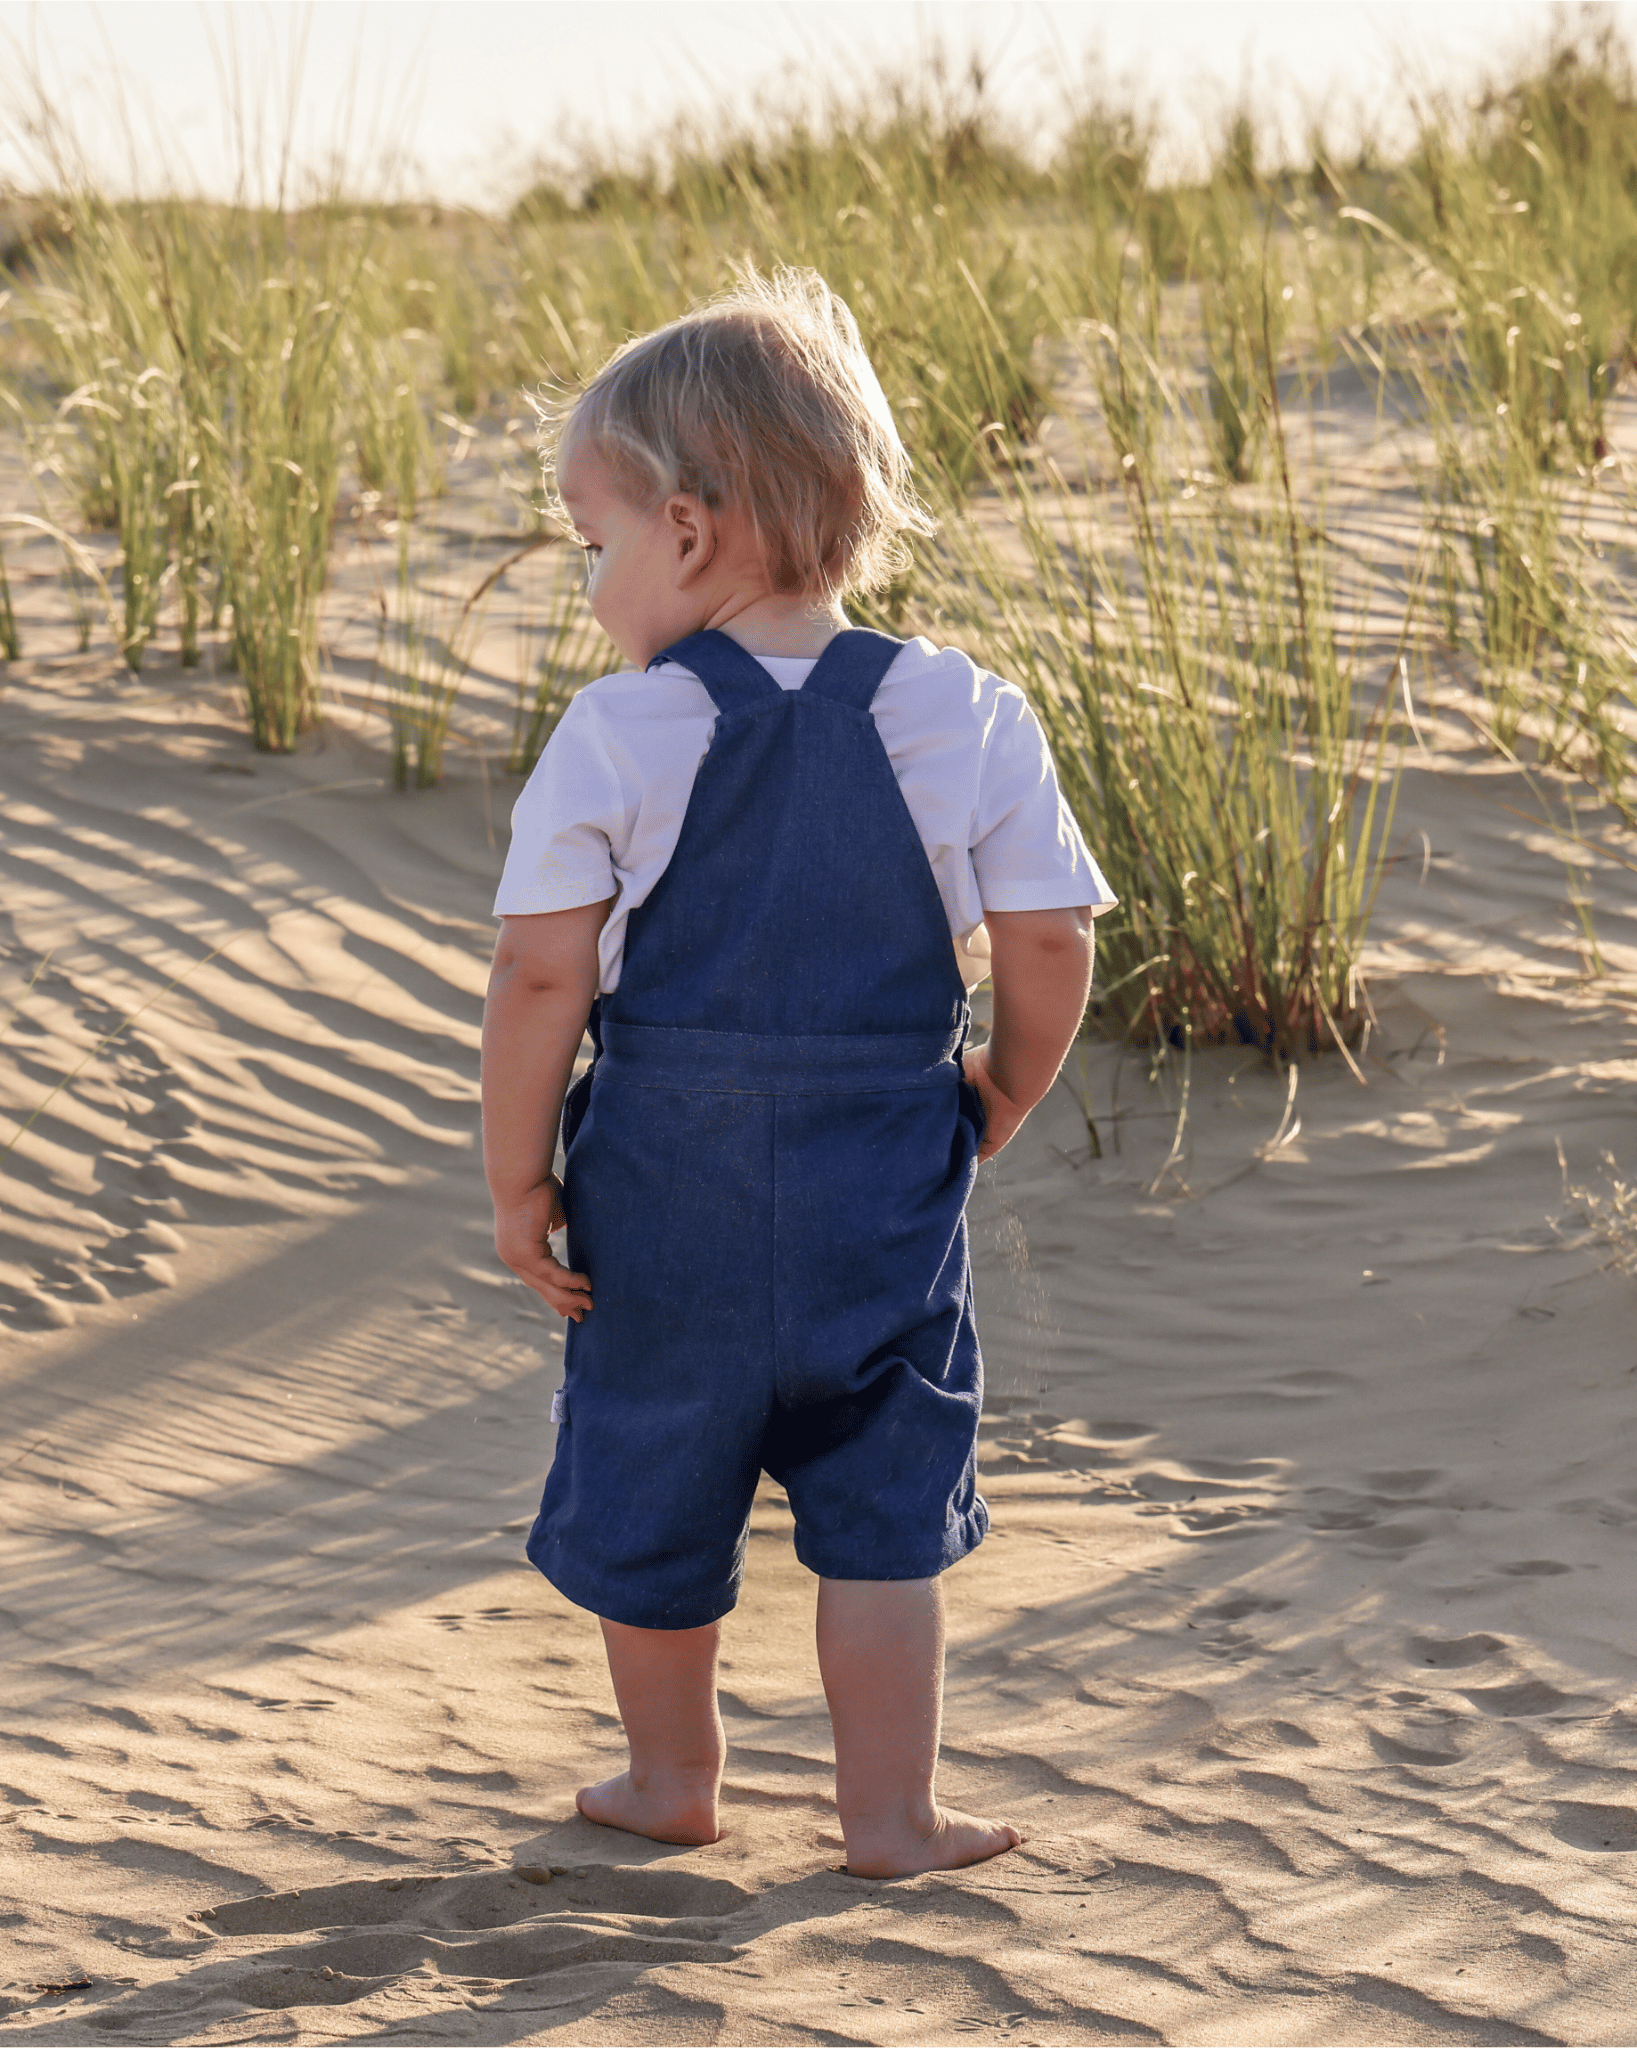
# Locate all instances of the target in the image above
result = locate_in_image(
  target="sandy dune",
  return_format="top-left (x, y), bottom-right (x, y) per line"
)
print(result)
top-left (4, 411), bottom-right (1637, 2043)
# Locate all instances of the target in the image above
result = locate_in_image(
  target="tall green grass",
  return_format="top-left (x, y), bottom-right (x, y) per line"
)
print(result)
top-left (1336, 18), bottom-right (1637, 814)
top-left (4, 22), bottom-right (1636, 1066)
top-left (14, 190), bottom-right (373, 735)
top-left (0, 530), bottom-right (18, 660)
top-left (505, 567), bottom-right (618, 777)
top-left (1394, 21), bottom-right (1637, 470)
top-left (378, 530), bottom-right (481, 792)
top-left (507, 60), bottom-right (1057, 488)
top-left (922, 258), bottom-right (1403, 1057)
top-left (199, 214), bottom-right (367, 749)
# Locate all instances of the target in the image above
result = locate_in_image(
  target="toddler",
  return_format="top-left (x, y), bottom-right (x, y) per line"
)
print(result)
top-left (482, 270), bottom-right (1113, 1877)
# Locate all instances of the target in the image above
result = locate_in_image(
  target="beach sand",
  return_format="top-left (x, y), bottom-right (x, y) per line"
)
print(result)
top-left (4, 426), bottom-right (1637, 2042)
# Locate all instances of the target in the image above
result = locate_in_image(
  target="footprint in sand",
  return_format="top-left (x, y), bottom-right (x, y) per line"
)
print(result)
top-left (0, 1282), bottom-right (76, 1330)
top-left (1548, 1802), bottom-right (1637, 1852)
top-left (1234, 1768), bottom-right (1322, 1807)
top-left (1233, 1718), bottom-right (1322, 1753)
top-left (1369, 1729), bottom-right (1466, 1768)
top-left (91, 1222), bottom-right (185, 1295)
top-left (1461, 1680), bottom-right (1579, 1717)
top-left (8, 1212), bottom-right (192, 1330)
top-left (1197, 1594), bottom-right (1288, 1622)
top-left (1361, 1468), bottom-right (1443, 1496)
top-left (1268, 1720), bottom-right (1320, 1749)
top-left (1302, 1486), bottom-right (1437, 1554)
top-left (1409, 1633), bottom-right (1507, 1668)
top-left (0, 951), bottom-right (214, 1332)
top-left (37, 1257), bottom-right (113, 1305)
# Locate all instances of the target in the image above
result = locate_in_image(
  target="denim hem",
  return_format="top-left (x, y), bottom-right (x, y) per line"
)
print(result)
top-left (789, 1498), bottom-right (989, 1584)
top-left (527, 1542), bottom-right (743, 1632)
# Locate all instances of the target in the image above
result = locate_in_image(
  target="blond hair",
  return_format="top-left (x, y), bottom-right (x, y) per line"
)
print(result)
top-left (546, 269), bottom-right (933, 598)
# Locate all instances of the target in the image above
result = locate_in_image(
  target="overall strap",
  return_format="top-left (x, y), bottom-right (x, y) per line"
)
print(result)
top-left (649, 630), bottom-right (781, 715)
top-left (798, 629), bottom-right (905, 712)
top-left (614, 623), bottom-right (963, 1039)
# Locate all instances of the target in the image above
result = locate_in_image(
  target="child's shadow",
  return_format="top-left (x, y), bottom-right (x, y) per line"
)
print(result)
top-left (511, 1811), bottom-right (1112, 1927)
top-left (37, 1828), bottom-right (1114, 2042)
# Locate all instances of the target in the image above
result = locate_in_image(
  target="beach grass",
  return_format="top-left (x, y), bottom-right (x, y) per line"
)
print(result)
top-left (2, 19), bottom-right (1634, 1049)
top-left (1335, 18), bottom-right (1637, 812)
top-left (504, 564), bottom-right (619, 778)
top-left (915, 261), bottom-right (1404, 1058)
top-left (0, 528), bottom-right (17, 660)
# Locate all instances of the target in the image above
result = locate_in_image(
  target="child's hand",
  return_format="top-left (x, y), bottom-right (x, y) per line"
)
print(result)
top-left (962, 1046), bottom-right (1028, 1162)
top-left (494, 1175), bottom-right (594, 1322)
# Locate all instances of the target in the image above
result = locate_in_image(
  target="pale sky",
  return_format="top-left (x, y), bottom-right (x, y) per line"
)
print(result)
top-left (2, 1), bottom-right (1630, 206)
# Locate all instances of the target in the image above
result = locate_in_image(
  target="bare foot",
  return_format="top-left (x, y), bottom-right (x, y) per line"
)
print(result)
top-left (575, 1771), bottom-right (720, 1847)
top-left (843, 1804), bottom-right (1023, 1879)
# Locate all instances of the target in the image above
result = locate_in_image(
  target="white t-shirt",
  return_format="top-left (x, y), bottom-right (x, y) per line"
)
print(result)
top-left (493, 636), bottom-right (1118, 994)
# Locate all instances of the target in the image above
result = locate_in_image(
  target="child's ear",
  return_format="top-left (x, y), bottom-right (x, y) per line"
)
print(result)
top-left (665, 494), bottom-right (717, 585)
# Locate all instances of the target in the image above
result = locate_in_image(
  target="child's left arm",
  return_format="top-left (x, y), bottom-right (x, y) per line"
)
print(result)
top-left (482, 902), bottom-right (611, 1321)
top-left (964, 906), bottom-right (1094, 1161)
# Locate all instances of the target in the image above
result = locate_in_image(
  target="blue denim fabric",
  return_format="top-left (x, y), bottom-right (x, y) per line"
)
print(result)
top-left (526, 629), bottom-right (988, 1628)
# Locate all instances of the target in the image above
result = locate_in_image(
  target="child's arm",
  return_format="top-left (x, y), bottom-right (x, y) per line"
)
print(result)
top-left (963, 907), bottom-right (1094, 1161)
top-left (482, 902), bottom-right (612, 1321)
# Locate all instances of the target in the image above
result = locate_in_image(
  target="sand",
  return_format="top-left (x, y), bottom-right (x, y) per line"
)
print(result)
top-left (4, 412), bottom-right (1637, 2045)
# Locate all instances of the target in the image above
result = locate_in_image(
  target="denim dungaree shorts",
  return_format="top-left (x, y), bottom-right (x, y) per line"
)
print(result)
top-left (526, 629), bottom-right (988, 1629)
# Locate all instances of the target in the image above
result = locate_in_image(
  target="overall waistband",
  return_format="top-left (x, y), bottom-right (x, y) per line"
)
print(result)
top-left (597, 1020), bottom-right (965, 1095)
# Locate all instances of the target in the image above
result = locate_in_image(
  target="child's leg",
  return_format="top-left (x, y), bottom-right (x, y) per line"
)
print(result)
top-left (816, 1577), bottom-right (1021, 1877)
top-left (577, 1618), bottom-right (725, 1845)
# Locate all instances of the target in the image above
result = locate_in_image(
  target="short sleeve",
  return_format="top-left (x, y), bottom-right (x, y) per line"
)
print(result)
top-left (493, 695), bottom-right (627, 917)
top-left (970, 685), bottom-right (1117, 915)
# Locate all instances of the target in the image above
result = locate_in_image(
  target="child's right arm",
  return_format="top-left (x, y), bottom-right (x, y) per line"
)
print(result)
top-left (482, 902), bottom-right (612, 1321)
top-left (963, 907), bottom-right (1094, 1161)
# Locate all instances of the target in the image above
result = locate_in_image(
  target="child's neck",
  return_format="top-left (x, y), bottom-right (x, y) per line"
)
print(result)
top-left (706, 590), bottom-right (851, 659)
